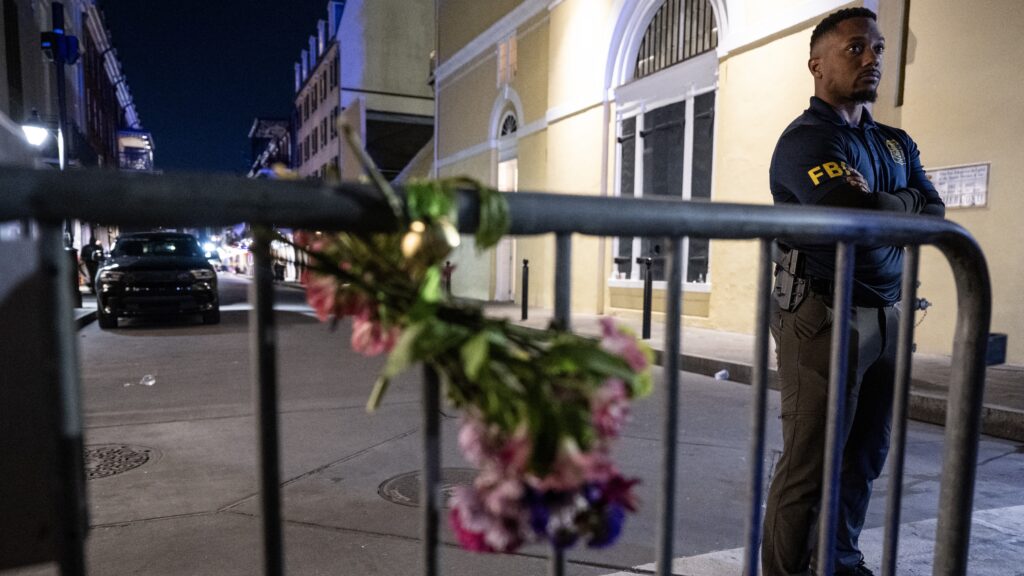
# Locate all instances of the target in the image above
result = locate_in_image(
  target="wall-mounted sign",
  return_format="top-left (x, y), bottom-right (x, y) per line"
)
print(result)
top-left (926, 163), bottom-right (989, 208)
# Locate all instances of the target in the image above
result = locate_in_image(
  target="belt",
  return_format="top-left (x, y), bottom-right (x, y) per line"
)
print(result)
top-left (805, 276), bottom-right (834, 297)
top-left (802, 277), bottom-right (894, 308)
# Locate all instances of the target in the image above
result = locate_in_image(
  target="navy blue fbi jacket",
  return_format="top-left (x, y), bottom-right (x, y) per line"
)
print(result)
top-left (770, 97), bottom-right (944, 307)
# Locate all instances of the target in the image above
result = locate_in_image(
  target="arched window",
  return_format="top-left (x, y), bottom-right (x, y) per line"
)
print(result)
top-left (634, 0), bottom-right (718, 80)
top-left (612, 0), bottom-right (719, 288)
top-left (499, 111), bottom-right (518, 138)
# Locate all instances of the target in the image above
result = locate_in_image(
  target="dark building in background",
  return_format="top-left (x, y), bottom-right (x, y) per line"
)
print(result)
top-left (1, 0), bottom-right (153, 244)
top-left (82, 1), bottom-right (153, 173)
top-left (247, 117), bottom-right (291, 177)
top-left (292, 0), bottom-right (434, 182)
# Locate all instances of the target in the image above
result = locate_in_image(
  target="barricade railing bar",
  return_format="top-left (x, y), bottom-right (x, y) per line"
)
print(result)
top-left (0, 167), bottom-right (991, 576)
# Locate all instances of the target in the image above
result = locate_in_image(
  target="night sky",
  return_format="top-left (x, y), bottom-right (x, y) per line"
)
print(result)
top-left (98, 0), bottom-right (329, 174)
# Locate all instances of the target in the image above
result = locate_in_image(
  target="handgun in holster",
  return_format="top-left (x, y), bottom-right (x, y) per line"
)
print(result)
top-left (772, 245), bottom-right (807, 312)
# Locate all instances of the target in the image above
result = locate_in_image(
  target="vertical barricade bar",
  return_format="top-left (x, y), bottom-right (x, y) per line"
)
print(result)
top-left (742, 239), bottom-right (772, 576)
top-left (521, 259), bottom-right (529, 321)
top-left (422, 365), bottom-right (441, 576)
top-left (642, 257), bottom-right (653, 340)
top-left (251, 227), bottom-right (284, 576)
top-left (817, 242), bottom-right (855, 576)
top-left (554, 234), bottom-right (571, 329)
top-left (550, 234), bottom-right (571, 576)
top-left (934, 241), bottom-right (991, 576)
top-left (881, 245), bottom-right (919, 576)
top-left (42, 224), bottom-right (87, 576)
top-left (656, 237), bottom-right (683, 576)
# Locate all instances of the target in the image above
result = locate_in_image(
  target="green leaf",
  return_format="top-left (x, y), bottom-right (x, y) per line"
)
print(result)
top-left (460, 332), bottom-right (490, 380)
top-left (632, 371), bottom-right (653, 398)
top-left (366, 376), bottom-right (390, 412)
top-left (475, 185), bottom-right (509, 250)
top-left (420, 266), bottom-right (442, 304)
top-left (381, 322), bottom-right (426, 379)
top-left (544, 343), bottom-right (634, 380)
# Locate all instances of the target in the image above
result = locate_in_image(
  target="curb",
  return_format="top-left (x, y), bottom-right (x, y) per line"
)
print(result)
top-left (652, 350), bottom-right (1024, 443)
top-left (75, 310), bottom-right (96, 330)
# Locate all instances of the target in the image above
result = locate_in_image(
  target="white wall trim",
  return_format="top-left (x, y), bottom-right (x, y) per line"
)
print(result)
top-left (437, 140), bottom-right (495, 170)
top-left (718, 0), bottom-right (851, 55)
top-left (518, 116), bottom-right (547, 139)
top-left (614, 51), bottom-right (719, 110)
top-left (438, 93), bottom-right (608, 170)
top-left (435, 0), bottom-right (550, 84)
top-left (545, 98), bottom-right (604, 126)
top-left (608, 278), bottom-right (711, 292)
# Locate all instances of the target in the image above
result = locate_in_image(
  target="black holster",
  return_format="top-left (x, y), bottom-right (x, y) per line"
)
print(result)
top-left (772, 246), bottom-right (807, 312)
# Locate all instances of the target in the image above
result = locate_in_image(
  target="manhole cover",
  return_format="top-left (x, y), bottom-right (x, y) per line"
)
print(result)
top-left (378, 468), bottom-right (477, 508)
top-left (84, 444), bottom-right (154, 479)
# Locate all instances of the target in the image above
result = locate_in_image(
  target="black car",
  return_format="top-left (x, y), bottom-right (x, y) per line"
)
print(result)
top-left (94, 232), bottom-right (220, 329)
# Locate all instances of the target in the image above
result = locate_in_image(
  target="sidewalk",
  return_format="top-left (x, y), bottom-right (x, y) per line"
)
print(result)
top-left (483, 303), bottom-right (1024, 442)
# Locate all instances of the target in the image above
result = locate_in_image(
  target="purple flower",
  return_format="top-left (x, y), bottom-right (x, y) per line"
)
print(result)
top-left (587, 504), bottom-right (626, 548)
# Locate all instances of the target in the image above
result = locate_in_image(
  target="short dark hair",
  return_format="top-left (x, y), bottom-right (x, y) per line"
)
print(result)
top-left (810, 7), bottom-right (877, 52)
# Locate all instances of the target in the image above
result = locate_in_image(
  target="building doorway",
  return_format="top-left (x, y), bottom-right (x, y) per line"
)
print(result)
top-left (494, 157), bottom-right (518, 301)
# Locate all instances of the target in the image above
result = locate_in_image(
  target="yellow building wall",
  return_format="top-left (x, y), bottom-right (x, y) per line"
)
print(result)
top-left (512, 17), bottom-right (550, 124)
top-left (437, 0), bottom-right (1023, 364)
top-left (895, 0), bottom-right (1024, 363)
top-left (513, 130), bottom-right (551, 307)
top-left (437, 60), bottom-right (499, 158)
top-left (704, 28), bottom-right (815, 333)
top-left (437, 0), bottom-right (524, 61)
top-left (546, 0), bottom-right (611, 112)
top-left (544, 106), bottom-right (608, 313)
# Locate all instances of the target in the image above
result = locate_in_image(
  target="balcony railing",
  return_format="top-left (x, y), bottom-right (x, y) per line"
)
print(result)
top-left (0, 167), bottom-right (991, 576)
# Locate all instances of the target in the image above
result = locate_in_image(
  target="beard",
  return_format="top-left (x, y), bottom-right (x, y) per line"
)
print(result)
top-left (851, 88), bottom-right (878, 103)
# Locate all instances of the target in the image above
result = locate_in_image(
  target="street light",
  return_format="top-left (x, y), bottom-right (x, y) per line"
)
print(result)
top-left (21, 109), bottom-right (49, 147)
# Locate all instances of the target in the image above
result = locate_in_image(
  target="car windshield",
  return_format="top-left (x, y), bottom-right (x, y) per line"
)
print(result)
top-left (112, 237), bottom-right (203, 258)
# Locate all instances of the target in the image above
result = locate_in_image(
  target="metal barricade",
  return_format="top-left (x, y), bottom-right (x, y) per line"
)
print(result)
top-left (0, 167), bottom-right (990, 576)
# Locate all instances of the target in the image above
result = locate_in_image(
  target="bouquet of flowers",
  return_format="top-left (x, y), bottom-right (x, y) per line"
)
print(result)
top-left (288, 125), bottom-right (653, 553)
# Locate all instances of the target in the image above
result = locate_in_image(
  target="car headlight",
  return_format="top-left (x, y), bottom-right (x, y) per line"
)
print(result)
top-left (98, 270), bottom-right (124, 282)
top-left (190, 269), bottom-right (216, 280)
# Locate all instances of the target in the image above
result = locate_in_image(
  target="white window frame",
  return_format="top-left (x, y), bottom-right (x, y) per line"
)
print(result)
top-left (610, 59), bottom-right (717, 291)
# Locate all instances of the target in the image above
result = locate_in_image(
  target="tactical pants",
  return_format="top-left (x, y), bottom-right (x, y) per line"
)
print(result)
top-left (761, 291), bottom-right (899, 576)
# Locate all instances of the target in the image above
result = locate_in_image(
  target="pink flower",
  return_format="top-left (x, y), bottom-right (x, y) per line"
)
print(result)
top-left (481, 477), bottom-right (524, 518)
top-left (292, 230), bottom-right (327, 252)
top-left (497, 426), bottom-right (531, 473)
top-left (351, 314), bottom-right (400, 356)
top-left (574, 450), bottom-right (617, 484)
top-left (458, 418), bottom-right (489, 467)
top-left (449, 485), bottom-right (525, 553)
top-left (458, 419), bottom-right (531, 474)
top-left (292, 230), bottom-right (314, 248)
top-left (450, 500), bottom-right (494, 552)
top-left (306, 274), bottom-right (339, 322)
top-left (599, 318), bottom-right (648, 372)
top-left (592, 378), bottom-right (630, 439)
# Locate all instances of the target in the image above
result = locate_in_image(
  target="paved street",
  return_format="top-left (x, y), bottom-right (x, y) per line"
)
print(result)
top-left (11, 274), bottom-right (1024, 575)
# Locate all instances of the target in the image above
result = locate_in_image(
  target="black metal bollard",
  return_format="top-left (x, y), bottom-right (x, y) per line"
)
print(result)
top-left (442, 261), bottom-right (454, 296)
top-left (67, 247), bottom-right (82, 308)
top-left (521, 259), bottom-right (529, 320)
top-left (642, 257), bottom-right (653, 339)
